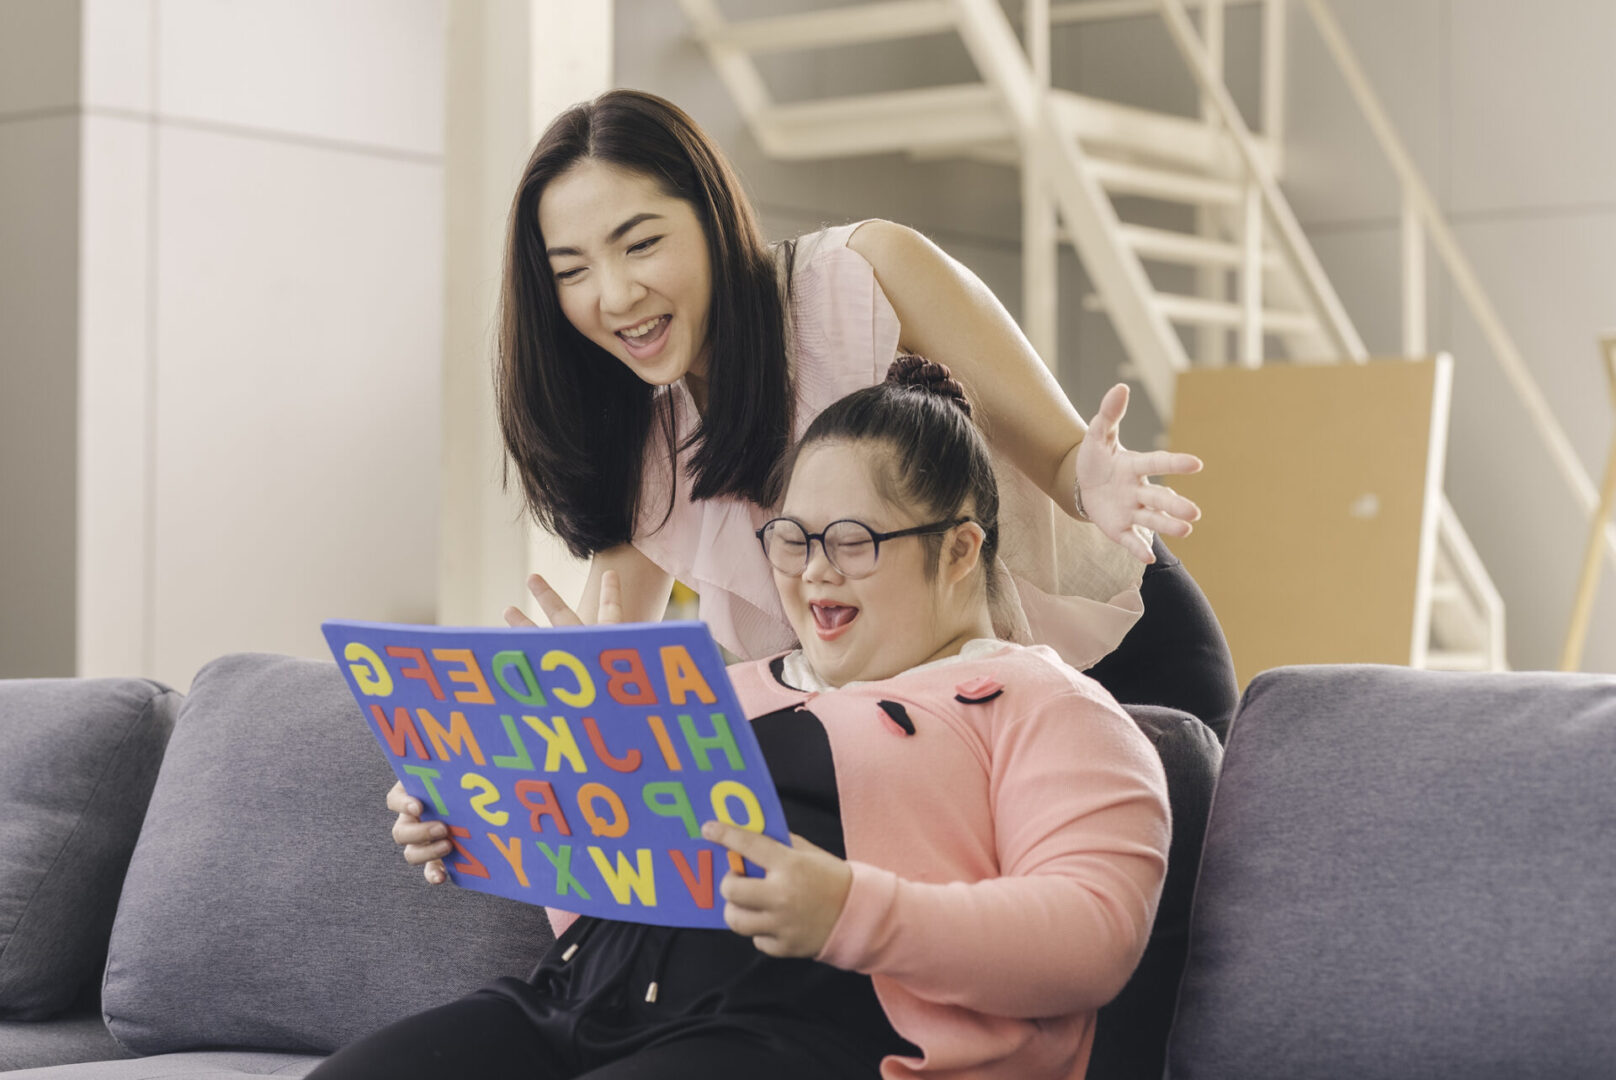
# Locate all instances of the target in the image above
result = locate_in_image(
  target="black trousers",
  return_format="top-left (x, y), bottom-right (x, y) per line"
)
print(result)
top-left (305, 988), bottom-right (882, 1080)
top-left (1084, 535), bottom-right (1238, 743)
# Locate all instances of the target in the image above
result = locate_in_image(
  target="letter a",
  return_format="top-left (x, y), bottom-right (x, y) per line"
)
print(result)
top-left (660, 646), bottom-right (717, 705)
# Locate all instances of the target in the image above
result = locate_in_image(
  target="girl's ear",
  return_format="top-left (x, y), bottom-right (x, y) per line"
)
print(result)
top-left (942, 521), bottom-right (987, 586)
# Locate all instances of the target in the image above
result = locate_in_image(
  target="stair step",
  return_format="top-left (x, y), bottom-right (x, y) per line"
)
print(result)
top-left (688, 0), bottom-right (957, 54)
top-left (1429, 579), bottom-right (1466, 607)
top-left (1082, 293), bottom-right (1317, 335)
top-left (1154, 294), bottom-right (1316, 334)
top-left (1053, 92), bottom-right (1280, 179)
top-left (1117, 224), bottom-right (1280, 270)
top-left (758, 84), bottom-right (1003, 160)
top-left (1423, 649), bottom-right (1493, 672)
top-left (1089, 158), bottom-right (1244, 206)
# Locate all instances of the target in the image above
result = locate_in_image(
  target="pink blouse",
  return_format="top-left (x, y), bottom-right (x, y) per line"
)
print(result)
top-left (634, 223), bottom-right (1146, 669)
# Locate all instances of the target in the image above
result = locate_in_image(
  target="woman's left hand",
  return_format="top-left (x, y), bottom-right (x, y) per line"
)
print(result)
top-left (1076, 383), bottom-right (1205, 563)
top-left (703, 820), bottom-right (852, 958)
top-left (503, 570), bottom-right (623, 628)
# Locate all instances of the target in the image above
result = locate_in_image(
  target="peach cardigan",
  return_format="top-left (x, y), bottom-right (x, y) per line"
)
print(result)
top-left (729, 643), bottom-right (1170, 1080)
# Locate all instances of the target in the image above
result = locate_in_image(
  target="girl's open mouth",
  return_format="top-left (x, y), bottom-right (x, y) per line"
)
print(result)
top-left (618, 314), bottom-right (671, 357)
top-left (810, 601), bottom-right (859, 642)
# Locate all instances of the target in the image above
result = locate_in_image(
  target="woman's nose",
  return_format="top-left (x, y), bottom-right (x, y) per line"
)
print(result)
top-left (598, 264), bottom-right (646, 316)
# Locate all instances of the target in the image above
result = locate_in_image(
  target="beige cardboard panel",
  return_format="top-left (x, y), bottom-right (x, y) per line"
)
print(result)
top-left (1169, 360), bottom-right (1443, 687)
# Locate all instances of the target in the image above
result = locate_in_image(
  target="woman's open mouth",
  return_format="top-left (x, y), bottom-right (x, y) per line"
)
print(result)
top-left (618, 314), bottom-right (671, 358)
top-left (809, 601), bottom-right (859, 642)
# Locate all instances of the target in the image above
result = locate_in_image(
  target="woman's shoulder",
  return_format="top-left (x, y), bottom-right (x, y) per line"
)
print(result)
top-left (778, 221), bottom-right (904, 418)
top-left (783, 219), bottom-right (871, 267)
top-left (783, 218), bottom-right (921, 274)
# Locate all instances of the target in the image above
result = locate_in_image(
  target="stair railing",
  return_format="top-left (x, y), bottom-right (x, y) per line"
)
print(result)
top-left (950, 0), bottom-right (1189, 414)
top-left (1154, 0), bottom-right (1366, 366)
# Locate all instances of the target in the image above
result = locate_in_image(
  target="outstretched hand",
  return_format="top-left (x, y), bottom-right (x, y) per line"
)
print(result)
top-left (1075, 383), bottom-right (1204, 563)
top-left (703, 821), bottom-right (852, 959)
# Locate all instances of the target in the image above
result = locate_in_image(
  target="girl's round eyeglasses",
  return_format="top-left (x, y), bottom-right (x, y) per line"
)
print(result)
top-left (754, 516), bottom-right (970, 579)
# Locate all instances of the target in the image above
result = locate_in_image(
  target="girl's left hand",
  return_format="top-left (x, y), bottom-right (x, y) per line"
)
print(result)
top-left (703, 820), bottom-right (852, 958)
top-left (1076, 383), bottom-right (1205, 563)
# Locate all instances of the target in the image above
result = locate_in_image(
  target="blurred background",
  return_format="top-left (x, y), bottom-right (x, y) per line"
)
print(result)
top-left (3, 0), bottom-right (1613, 690)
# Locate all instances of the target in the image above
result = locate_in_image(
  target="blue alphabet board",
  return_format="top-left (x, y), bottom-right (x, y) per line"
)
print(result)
top-left (321, 619), bottom-right (789, 929)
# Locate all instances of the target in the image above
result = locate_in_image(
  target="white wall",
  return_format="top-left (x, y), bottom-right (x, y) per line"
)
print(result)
top-left (1, 0), bottom-right (448, 687)
top-left (438, 0), bottom-right (608, 631)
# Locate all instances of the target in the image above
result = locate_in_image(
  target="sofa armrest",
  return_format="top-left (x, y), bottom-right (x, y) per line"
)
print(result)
top-left (0, 678), bottom-right (179, 1020)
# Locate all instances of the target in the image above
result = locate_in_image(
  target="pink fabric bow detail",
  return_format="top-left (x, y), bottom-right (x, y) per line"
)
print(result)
top-left (954, 675), bottom-right (1004, 702)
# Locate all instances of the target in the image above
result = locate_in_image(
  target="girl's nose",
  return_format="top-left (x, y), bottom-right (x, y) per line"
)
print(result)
top-left (801, 538), bottom-right (842, 583)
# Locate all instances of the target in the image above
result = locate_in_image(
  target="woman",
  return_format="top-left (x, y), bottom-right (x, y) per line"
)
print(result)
top-left (348, 359), bottom-right (1169, 1079)
top-left (499, 87), bottom-right (1235, 734)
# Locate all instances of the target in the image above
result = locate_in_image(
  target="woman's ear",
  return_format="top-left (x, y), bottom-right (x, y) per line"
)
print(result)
top-left (942, 522), bottom-right (987, 586)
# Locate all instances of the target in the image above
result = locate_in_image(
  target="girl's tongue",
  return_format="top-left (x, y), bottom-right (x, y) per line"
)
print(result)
top-left (810, 602), bottom-right (859, 636)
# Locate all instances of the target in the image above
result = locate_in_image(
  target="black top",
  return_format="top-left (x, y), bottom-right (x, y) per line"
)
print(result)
top-left (484, 701), bottom-right (919, 1070)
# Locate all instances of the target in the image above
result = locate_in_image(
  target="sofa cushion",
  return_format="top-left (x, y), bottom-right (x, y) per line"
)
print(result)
top-left (0, 1048), bottom-right (322, 1078)
top-left (101, 654), bottom-right (555, 1056)
top-left (1091, 705), bottom-right (1223, 1080)
top-left (1166, 665), bottom-right (1616, 1080)
top-left (0, 1012), bottom-right (132, 1072)
top-left (0, 678), bottom-right (179, 1019)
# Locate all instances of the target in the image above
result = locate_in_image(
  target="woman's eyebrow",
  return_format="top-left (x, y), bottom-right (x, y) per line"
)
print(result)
top-left (546, 212), bottom-right (664, 258)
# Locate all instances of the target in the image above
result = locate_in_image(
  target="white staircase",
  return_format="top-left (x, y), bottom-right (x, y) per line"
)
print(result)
top-left (679, 0), bottom-right (1512, 672)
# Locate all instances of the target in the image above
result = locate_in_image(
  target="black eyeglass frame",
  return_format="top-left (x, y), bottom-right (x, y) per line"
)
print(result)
top-left (753, 515), bottom-right (972, 578)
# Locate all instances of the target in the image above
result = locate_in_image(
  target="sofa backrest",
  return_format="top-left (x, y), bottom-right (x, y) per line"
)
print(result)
top-left (0, 677), bottom-right (179, 1020)
top-left (1090, 704), bottom-right (1223, 1080)
top-left (100, 653), bottom-right (555, 1057)
top-left (1166, 664), bottom-right (1616, 1079)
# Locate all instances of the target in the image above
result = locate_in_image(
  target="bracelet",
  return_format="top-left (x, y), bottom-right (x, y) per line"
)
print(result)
top-left (1072, 476), bottom-right (1090, 521)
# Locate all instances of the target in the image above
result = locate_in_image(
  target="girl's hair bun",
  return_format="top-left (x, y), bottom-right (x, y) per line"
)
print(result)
top-left (885, 354), bottom-right (973, 418)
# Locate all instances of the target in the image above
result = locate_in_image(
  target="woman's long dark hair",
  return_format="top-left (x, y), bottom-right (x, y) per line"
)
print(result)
top-left (496, 89), bottom-right (791, 557)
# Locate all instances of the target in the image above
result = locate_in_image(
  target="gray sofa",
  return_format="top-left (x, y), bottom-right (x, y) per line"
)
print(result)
top-left (0, 655), bottom-right (555, 1079)
top-left (1, 656), bottom-right (1611, 1079)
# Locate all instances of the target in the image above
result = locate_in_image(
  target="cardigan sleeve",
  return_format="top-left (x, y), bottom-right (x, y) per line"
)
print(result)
top-left (815, 690), bottom-right (1170, 1019)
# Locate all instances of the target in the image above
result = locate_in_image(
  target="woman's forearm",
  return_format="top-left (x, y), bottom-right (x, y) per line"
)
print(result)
top-left (847, 220), bottom-right (1088, 509)
top-left (581, 543), bottom-right (675, 624)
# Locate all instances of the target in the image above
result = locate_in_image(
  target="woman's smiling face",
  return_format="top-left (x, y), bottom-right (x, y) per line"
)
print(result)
top-left (774, 441), bottom-right (964, 688)
top-left (538, 158), bottom-right (713, 390)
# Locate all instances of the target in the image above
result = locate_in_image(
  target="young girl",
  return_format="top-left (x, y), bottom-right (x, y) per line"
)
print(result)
top-left (357, 358), bottom-right (1169, 1079)
top-left (498, 88), bottom-right (1237, 736)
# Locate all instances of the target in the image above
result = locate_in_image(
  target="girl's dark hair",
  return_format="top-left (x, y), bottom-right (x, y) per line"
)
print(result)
top-left (788, 356), bottom-right (1001, 596)
top-left (496, 89), bottom-right (792, 557)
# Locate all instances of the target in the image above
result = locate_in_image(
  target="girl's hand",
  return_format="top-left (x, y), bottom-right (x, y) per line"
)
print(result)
top-left (703, 821), bottom-right (852, 958)
top-left (388, 781), bottom-right (450, 886)
top-left (1076, 383), bottom-right (1205, 563)
top-left (503, 570), bottom-right (623, 628)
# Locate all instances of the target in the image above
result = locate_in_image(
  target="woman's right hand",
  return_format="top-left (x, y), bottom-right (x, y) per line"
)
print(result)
top-left (388, 781), bottom-right (450, 885)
